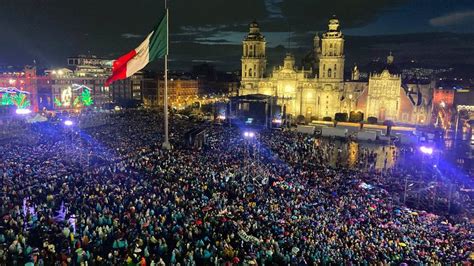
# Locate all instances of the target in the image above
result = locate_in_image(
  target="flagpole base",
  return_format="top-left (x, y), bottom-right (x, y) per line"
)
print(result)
top-left (162, 141), bottom-right (171, 150)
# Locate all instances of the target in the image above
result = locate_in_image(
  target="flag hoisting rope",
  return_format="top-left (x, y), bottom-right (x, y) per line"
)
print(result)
top-left (105, 2), bottom-right (171, 149)
top-left (162, 0), bottom-right (171, 150)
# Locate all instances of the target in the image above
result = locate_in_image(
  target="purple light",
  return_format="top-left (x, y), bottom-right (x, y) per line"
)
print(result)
top-left (64, 120), bottom-right (73, 126)
top-left (244, 131), bottom-right (255, 138)
top-left (16, 108), bottom-right (31, 115)
top-left (419, 146), bottom-right (433, 155)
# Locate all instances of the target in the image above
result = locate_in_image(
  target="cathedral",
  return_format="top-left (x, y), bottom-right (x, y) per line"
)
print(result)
top-left (239, 17), bottom-right (432, 125)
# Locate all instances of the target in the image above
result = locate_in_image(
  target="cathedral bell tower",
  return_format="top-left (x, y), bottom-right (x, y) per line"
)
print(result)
top-left (318, 16), bottom-right (345, 82)
top-left (241, 20), bottom-right (266, 81)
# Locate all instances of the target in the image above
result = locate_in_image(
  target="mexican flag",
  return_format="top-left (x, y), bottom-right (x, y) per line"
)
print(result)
top-left (106, 12), bottom-right (168, 86)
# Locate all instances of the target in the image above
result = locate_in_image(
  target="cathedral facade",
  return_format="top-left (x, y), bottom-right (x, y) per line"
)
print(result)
top-left (239, 17), bottom-right (432, 125)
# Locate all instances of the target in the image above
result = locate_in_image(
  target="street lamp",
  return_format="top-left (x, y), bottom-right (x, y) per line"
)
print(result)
top-left (243, 131), bottom-right (255, 138)
top-left (243, 130), bottom-right (258, 177)
top-left (419, 146), bottom-right (433, 155)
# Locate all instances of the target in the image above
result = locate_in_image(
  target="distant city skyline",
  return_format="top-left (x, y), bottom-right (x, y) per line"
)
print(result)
top-left (1, 0), bottom-right (473, 69)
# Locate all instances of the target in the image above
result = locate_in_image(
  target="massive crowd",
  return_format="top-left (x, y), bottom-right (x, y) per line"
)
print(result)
top-left (0, 110), bottom-right (473, 265)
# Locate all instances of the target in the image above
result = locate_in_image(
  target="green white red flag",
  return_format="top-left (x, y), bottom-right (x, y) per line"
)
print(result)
top-left (106, 13), bottom-right (168, 86)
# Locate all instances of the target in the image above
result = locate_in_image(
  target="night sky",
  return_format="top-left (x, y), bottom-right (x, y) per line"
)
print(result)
top-left (1, 0), bottom-right (474, 70)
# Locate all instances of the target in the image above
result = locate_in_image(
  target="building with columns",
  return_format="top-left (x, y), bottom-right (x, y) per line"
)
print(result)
top-left (366, 54), bottom-right (402, 121)
top-left (239, 17), bottom-right (433, 125)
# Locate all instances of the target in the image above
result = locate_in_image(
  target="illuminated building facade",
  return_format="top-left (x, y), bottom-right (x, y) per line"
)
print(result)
top-left (157, 79), bottom-right (200, 109)
top-left (453, 88), bottom-right (474, 135)
top-left (240, 17), bottom-right (345, 120)
top-left (47, 55), bottom-right (149, 109)
top-left (46, 68), bottom-right (111, 109)
top-left (366, 55), bottom-right (401, 121)
top-left (0, 66), bottom-right (51, 112)
top-left (240, 17), bottom-right (433, 125)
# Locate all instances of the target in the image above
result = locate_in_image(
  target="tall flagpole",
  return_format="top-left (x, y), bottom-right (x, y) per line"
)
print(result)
top-left (162, 0), bottom-right (171, 150)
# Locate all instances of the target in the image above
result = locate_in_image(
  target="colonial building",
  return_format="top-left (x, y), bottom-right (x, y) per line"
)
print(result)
top-left (0, 66), bottom-right (51, 112)
top-left (46, 55), bottom-right (152, 109)
top-left (365, 54), bottom-right (401, 121)
top-left (157, 78), bottom-right (200, 109)
top-left (239, 17), bottom-right (433, 125)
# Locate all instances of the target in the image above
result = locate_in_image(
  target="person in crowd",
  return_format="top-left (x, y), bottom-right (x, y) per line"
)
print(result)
top-left (0, 110), bottom-right (472, 265)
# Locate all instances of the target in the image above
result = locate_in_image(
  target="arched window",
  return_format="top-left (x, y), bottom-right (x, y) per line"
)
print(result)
top-left (328, 68), bottom-right (332, 78)
top-left (248, 68), bottom-right (253, 77)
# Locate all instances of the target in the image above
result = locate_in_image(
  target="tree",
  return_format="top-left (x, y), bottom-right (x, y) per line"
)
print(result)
top-left (296, 115), bottom-right (306, 124)
top-left (81, 89), bottom-right (94, 106)
top-left (12, 93), bottom-right (30, 109)
top-left (1, 93), bottom-right (13, 106)
top-left (335, 113), bottom-right (348, 122)
top-left (200, 103), bottom-right (213, 114)
top-left (179, 106), bottom-right (194, 116)
top-left (367, 117), bottom-right (378, 124)
top-left (54, 97), bottom-right (62, 107)
top-left (349, 111), bottom-right (364, 122)
top-left (73, 97), bottom-right (81, 107)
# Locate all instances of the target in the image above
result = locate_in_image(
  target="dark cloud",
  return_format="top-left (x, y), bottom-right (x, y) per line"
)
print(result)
top-left (121, 33), bottom-right (144, 39)
top-left (0, 0), bottom-right (472, 69)
top-left (194, 39), bottom-right (232, 45)
top-left (264, 0), bottom-right (285, 19)
top-left (429, 10), bottom-right (474, 27)
top-left (279, 0), bottom-right (408, 30)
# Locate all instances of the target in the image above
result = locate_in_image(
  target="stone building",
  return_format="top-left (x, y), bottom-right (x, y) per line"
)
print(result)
top-left (239, 17), bottom-right (433, 125)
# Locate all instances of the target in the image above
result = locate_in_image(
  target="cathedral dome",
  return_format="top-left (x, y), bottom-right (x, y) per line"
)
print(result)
top-left (246, 20), bottom-right (265, 41)
top-left (249, 20), bottom-right (260, 33)
top-left (368, 53), bottom-right (401, 76)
